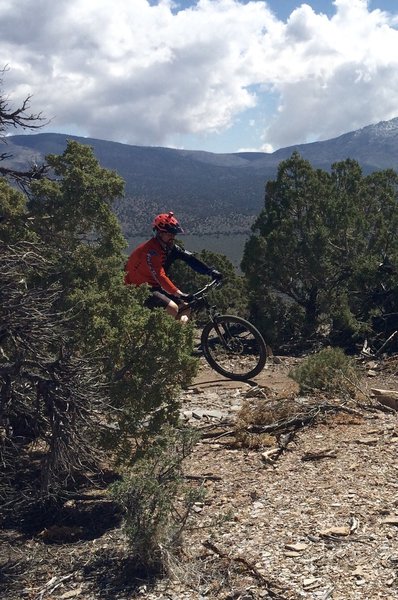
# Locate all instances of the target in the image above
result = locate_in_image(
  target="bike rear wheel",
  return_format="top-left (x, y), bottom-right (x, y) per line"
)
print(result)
top-left (201, 315), bottom-right (267, 380)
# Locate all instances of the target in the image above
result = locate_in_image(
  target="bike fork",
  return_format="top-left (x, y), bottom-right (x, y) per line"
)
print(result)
top-left (211, 319), bottom-right (231, 350)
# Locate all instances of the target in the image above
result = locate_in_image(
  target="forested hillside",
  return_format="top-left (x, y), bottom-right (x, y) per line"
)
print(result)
top-left (4, 133), bottom-right (270, 235)
top-left (5, 116), bottom-right (398, 235)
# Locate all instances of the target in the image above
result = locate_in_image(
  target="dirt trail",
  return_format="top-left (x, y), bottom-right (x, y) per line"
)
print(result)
top-left (2, 355), bottom-right (398, 600)
top-left (189, 357), bottom-right (300, 394)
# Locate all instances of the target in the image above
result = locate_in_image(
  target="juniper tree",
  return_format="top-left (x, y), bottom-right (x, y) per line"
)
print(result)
top-left (0, 141), bottom-right (197, 513)
top-left (242, 152), bottom-right (398, 351)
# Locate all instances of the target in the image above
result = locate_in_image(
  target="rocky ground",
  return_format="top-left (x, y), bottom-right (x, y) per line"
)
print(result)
top-left (1, 354), bottom-right (398, 600)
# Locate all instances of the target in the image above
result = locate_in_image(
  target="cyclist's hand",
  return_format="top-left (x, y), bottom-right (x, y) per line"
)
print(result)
top-left (210, 269), bottom-right (223, 281)
top-left (179, 292), bottom-right (194, 302)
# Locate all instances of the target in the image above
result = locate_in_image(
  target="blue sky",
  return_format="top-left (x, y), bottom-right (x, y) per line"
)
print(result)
top-left (174, 1), bottom-right (394, 21)
top-left (1, 0), bottom-right (398, 153)
top-left (175, 0), bottom-right (336, 20)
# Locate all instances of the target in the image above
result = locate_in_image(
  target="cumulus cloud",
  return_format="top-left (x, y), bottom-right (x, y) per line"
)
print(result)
top-left (262, 0), bottom-right (398, 148)
top-left (1, 0), bottom-right (398, 150)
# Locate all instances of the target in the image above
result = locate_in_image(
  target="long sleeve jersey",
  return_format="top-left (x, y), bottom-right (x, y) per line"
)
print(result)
top-left (124, 237), bottom-right (213, 295)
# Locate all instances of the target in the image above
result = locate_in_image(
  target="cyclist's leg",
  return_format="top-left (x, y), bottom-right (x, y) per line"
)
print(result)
top-left (151, 291), bottom-right (191, 322)
top-left (146, 291), bottom-right (180, 319)
top-left (177, 303), bottom-right (191, 323)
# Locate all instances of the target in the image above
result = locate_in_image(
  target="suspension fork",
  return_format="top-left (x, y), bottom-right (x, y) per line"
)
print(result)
top-left (208, 313), bottom-right (230, 350)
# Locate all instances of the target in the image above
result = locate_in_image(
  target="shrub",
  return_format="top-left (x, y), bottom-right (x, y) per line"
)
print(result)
top-left (247, 286), bottom-right (305, 351)
top-left (110, 426), bottom-right (202, 574)
top-left (235, 391), bottom-right (302, 449)
top-left (0, 241), bottom-right (110, 511)
top-left (289, 347), bottom-right (360, 397)
top-left (0, 143), bottom-right (199, 514)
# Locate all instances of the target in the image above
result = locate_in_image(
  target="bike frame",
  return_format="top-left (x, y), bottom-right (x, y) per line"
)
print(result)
top-left (189, 280), bottom-right (234, 350)
top-left (189, 279), bottom-right (222, 320)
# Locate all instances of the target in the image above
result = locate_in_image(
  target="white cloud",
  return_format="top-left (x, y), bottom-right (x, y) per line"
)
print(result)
top-left (1, 0), bottom-right (398, 150)
top-left (263, 0), bottom-right (398, 148)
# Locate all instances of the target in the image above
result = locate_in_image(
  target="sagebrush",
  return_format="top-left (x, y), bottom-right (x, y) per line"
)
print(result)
top-left (110, 426), bottom-right (202, 574)
top-left (289, 347), bottom-right (360, 397)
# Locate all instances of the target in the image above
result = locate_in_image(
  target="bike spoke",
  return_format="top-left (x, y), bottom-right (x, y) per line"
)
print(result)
top-left (203, 317), bottom-right (266, 380)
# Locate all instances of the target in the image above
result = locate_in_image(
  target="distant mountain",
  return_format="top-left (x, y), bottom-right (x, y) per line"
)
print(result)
top-left (4, 117), bottom-right (398, 236)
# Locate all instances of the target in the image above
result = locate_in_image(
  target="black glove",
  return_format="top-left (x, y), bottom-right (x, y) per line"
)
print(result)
top-left (210, 269), bottom-right (223, 281)
top-left (179, 292), bottom-right (194, 302)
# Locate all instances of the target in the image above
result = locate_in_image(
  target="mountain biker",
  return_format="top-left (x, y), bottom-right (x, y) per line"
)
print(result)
top-left (124, 211), bottom-right (222, 322)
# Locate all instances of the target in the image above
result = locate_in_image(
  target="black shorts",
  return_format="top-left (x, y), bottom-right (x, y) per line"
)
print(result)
top-left (145, 290), bottom-right (181, 310)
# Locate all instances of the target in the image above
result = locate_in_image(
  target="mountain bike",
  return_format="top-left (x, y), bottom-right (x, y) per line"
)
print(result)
top-left (185, 279), bottom-right (267, 381)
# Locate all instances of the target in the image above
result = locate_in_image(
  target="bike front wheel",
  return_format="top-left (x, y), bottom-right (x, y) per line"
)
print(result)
top-left (200, 315), bottom-right (267, 381)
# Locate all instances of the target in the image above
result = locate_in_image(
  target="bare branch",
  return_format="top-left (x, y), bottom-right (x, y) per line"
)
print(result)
top-left (0, 242), bottom-right (109, 515)
top-left (0, 66), bottom-right (50, 186)
top-left (0, 65), bottom-right (47, 139)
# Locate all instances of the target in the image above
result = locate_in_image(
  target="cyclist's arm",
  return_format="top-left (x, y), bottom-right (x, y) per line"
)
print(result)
top-left (147, 249), bottom-right (184, 296)
top-left (171, 245), bottom-right (214, 276)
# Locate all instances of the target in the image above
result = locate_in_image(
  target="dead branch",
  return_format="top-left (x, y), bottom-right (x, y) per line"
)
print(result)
top-left (301, 449), bottom-right (338, 461)
top-left (375, 330), bottom-right (398, 356)
top-left (184, 474), bottom-right (222, 481)
top-left (245, 402), bottom-right (365, 436)
top-left (200, 428), bottom-right (235, 439)
top-left (0, 162), bottom-right (50, 188)
top-left (202, 540), bottom-right (294, 599)
top-left (0, 241), bottom-right (108, 515)
top-left (0, 67), bottom-right (50, 187)
top-left (1, 66), bottom-right (47, 138)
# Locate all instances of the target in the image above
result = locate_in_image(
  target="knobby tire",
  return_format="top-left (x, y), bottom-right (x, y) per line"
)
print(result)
top-left (200, 315), bottom-right (267, 381)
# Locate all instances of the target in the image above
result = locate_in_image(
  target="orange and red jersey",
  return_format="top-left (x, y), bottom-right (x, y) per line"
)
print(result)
top-left (124, 237), bottom-right (212, 295)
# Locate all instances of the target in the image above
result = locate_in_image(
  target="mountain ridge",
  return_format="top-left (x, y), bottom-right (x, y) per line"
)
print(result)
top-left (3, 116), bottom-right (398, 236)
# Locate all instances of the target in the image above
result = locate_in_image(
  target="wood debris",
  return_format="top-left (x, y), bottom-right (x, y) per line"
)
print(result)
top-left (285, 543), bottom-right (308, 552)
top-left (381, 517), bottom-right (398, 526)
top-left (301, 448), bottom-right (337, 461)
top-left (319, 526), bottom-right (352, 537)
top-left (202, 540), bottom-right (292, 599)
top-left (371, 388), bottom-right (398, 411)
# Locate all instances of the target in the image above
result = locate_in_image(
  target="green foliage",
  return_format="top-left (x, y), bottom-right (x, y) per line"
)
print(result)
top-left (110, 426), bottom-right (202, 573)
top-left (30, 140), bottom-right (125, 246)
top-left (1, 140), bottom-right (199, 512)
top-left (247, 285), bottom-right (305, 349)
top-left (25, 143), bottom-right (199, 430)
top-left (243, 152), bottom-right (398, 351)
top-left (242, 152), bottom-right (337, 341)
top-left (27, 141), bottom-right (128, 349)
top-left (289, 347), bottom-right (360, 397)
top-left (106, 307), bottom-right (198, 462)
top-left (0, 179), bottom-right (34, 243)
top-left (169, 247), bottom-right (248, 320)
top-left (30, 142), bottom-right (200, 437)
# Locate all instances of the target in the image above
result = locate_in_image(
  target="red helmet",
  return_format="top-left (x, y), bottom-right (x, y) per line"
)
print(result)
top-left (152, 211), bottom-right (184, 234)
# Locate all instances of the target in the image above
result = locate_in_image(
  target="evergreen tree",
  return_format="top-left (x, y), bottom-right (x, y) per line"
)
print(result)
top-left (242, 152), bottom-right (398, 351)
top-left (242, 152), bottom-right (334, 344)
top-left (1, 142), bottom-right (197, 511)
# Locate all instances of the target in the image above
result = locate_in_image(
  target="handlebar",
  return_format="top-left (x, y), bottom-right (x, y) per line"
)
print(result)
top-left (191, 278), bottom-right (223, 300)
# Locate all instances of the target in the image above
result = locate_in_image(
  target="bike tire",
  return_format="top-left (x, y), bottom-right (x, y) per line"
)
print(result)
top-left (200, 315), bottom-right (267, 381)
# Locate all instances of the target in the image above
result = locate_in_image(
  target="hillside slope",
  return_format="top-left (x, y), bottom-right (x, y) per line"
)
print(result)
top-left (4, 117), bottom-right (398, 235)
